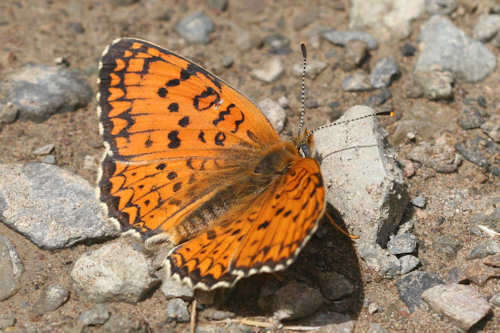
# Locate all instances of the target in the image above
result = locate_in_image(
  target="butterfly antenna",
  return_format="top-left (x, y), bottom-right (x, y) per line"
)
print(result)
top-left (298, 43), bottom-right (307, 136)
top-left (311, 110), bottom-right (395, 134)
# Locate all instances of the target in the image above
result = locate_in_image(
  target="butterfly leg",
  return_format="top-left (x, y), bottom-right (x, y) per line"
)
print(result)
top-left (325, 212), bottom-right (360, 240)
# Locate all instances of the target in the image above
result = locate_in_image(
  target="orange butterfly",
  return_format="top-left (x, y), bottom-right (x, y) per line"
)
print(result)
top-left (97, 38), bottom-right (326, 290)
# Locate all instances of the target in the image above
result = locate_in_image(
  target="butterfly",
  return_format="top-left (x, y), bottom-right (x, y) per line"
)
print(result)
top-left (97, 38), bottom-right (326, 290)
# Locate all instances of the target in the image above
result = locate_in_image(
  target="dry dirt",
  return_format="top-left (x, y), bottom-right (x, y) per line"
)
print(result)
top-left (0, 0), bottom-right (498, 332)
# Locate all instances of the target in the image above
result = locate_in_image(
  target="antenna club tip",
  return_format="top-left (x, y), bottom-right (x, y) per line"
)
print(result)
top-left (300, 43), bottom-right (307, 58)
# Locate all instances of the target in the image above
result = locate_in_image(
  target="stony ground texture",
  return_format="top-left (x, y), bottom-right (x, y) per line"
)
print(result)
top-left (0, 0), bottom-right (499, 332)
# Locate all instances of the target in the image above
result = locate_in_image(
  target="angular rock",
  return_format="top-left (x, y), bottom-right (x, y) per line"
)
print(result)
top-left (458, 107), bottom-right (487, 130)
top-left (433, 234), bottom-right (462, 258)
top-left (32, 143), bottom-right (55, 155)
top-left (342, 40), bottom-right (369, 71)
top-left (272, 281), bottom-right (323, 320)
top-left (466, 240), bottom-right (499, 260)
top-left (175, 11), bottom-right (214, 44)
top-left (411, 196), bottom-right (426, 208)
top-left (396, 271), bottom-right (443, 312)
top-left (0, 64), bottom-right (92, 122)
top-left (71, 239), bottom-right (160, 303)
top-left (464, 259), bottom-right (500, 286)
top-left (399, 255), bottom-right (420, 274)
top-left (251, 58), bottom-right (284, 83)
top-left (321, 30), bottom-right (378, 50)
top-left (365, 88), bottom-right (392, 107)
top-left (314, 106), bottom-right (409, 251)
top-left (258, 98), bottom-right (286, 133)
top-left (481, 114), bottom-right (500, 143)
top-left (350, 0), bottom-right (426, 40)
top-left (358, 243), bottom-right (401, 278)
top-left (415, 16), bottom-right (496, 82)
top-left (422, 283), bottom-right (492, 330)
top-left (78, 304), bottom-right (110, 326)
top-left (370, 57), bottom-right (400, 88)
top-left (161, 276), bottom-right (194, 300)
top-left (0, 163), bottom-right (119, 249)
top-left (166, 298), bottom-right (190, 322)
top-left (263, 34), bottom-right (291, 55)
top-left (414, 70), bottom-right (454, 100)
top-left (387, 233), bottom-right (417, 255)
top-left (292, 60), bottom-right (327, 79)
top-left (31, 284), bottom-right (69, 316)
top-left (473, 14), bottom-right (500, 42)
top-left (342, 72), bottom-right (373, 91)
top-left (0, 236), bottom-right (24, 301)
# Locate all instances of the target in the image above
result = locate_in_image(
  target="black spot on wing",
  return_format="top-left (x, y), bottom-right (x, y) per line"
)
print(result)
top-left (168, 102), bottom-right (179, 112)
top-left (157, 87), bottom-right (167, 98)
top-left (215, 132), bottom-right (226, 146)
top-left (168, 130), bottom-right (181, 149)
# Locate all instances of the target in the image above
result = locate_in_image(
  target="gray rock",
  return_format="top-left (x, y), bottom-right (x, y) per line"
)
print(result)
top-left (166, 298), bottom-right (190, 322)
top-left (263, 34), bottom-right (291, 55)
top-left (257, 98), bottom-right (286, 133)
top-left (233, 26), bottom-right (260, 51)
top-left (175, 11), bottom-right (214, 44)
top-left (401, 43), bottom-right (417, 57)
top-left (71, 239), bottom-right (160, 303)
top-left (490, 293), bottom-right (500, 307)
top-left (321, 30), bottom-right (378, 50)
top-left (455, 137), bottom-right (491, 170)
top-left (433, 235), bottom-right (462, 258)
top-left (0, 236), bottom-right (24, 301)
top-left (407, 135), bottom-right (461, 174)
top-left (32, 144), bottom-right (55, 155)
top-left (342, 40), bottom-right (369, 71)
top-left (31, 284), bottom-right (69, 315)
top-left (425, 0), bottom-right (457, 15)
top-left (399, 255), bottom-right (420, 274)
top-left (473, 14), bottom-right (500, 42)
top-left (207, 0), bottom-right (228, 11)
top-left (411, 196), bottom-right (426, 208)
top-left (200, 308), bottom-right (235, 321)
top-left (0, 163), bottom-right (119, 249)
top-left (370, 57), bottom-right (400, 88)
top-left (414, 70), bottom-right (454, 100)
top-left (367, 323), bottom-right (389, 333)
top-left (458, 107), bottom-right (487, 130)
top-left (292, 60), bottom-right (327, 79)
top-left (318, 271), bottom-right (355, 301)
top-left (422, 283), bottom-right (492, 330)
top-left (0, 102), bottom-right (19, 124)
top-left (358, 243), bottom-right (401, 278)
top-left (78, 304), bottom-right (110, 326)
top-left (314, 106), bottom-right (409, 253)
top-left (102, 313), bottom-right (151, 333)
top-left (466, 240), bottom-right (499, 260)
top-left (350, 0), bottom-right (426, 40)
top-left (396, 271), bottom-right (443, 312)
top-left (41, 155), bottom-right (57, 165)
top-left (415, 16), bottom-right (496, 82)
top-left (160, 276), bottom-right (194, 300)
top-left (481, 114), bottom-right (500, 142)
top-left (251, 58), bottom-right (284, 83)
top-left (368, 302), bottom-right (380, 314)
top-left (221, 55), bottom-right (233, 68)
top-left (365, 88), bottom-right (392, 107)
top-left (0, 64), bottom-right (92, 122)
top-left (387, 233), bottom-right (418, 255)
top-left (272, 282), bottom-right (323, 320)
top-left (341, 72), bottom-right (373, 91)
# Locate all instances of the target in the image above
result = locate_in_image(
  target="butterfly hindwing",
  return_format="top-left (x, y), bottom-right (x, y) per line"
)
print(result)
top-left (166, 158), bottom-right (325, 290)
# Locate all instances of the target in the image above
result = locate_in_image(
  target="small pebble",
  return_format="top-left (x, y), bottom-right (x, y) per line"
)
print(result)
top-left (401, 43), bottom-right (417, 57)
top-left (370, 57), bottom-right (400, 88)
top-left (400, 255), bottom-right (420, 274)
top-left (411, 196), bottom-right (426, 208)
top-left (342, 72), bottom-right (372, 91)
top-left (78, 304), bottom-right (110, 326)
top-left (251, 58), bottom-right (284, 83)
top-left (32, 144), bottom-right (55, 156)
top-left (368, 302), bottom-right (379, 314)
top-left (175, 11), bottom-right (214, 44)
top-left (166, 298), bottom-right (190, 323)
top-left (388, 233), bottom-right (418, 255)
top-left (221, 55), bottom-right (233, 68)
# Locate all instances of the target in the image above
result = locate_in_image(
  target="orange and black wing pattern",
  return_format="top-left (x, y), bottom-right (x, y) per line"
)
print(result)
top-left (97, 38), bottom-right (280, 240)
top-left (166, 158), bottom-right (325, 290)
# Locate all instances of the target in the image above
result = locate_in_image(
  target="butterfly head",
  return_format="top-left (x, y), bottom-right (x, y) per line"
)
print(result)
top-left (295, 129), bottom-right (315, 158)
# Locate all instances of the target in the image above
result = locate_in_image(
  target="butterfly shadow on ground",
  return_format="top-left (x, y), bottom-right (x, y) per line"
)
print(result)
top-left (223, 202), bottom-right (364, 326)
